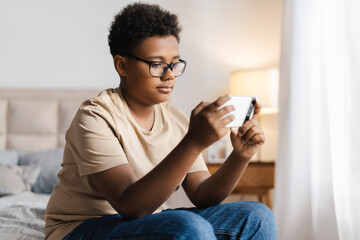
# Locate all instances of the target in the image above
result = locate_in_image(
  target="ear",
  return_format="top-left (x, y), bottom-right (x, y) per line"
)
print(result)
top-left (114, 55), bottom-right (127, 76)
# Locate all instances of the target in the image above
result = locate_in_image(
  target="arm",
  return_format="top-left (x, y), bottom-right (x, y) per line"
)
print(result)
top-left (90, 135), bottom-right (202, 219)
top-left (90, 95), bottom-right (235, 219)
top-left (183, 102), bottom-right (265, 207)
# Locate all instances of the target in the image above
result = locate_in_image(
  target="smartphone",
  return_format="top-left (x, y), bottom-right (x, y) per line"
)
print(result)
top-left (219, 96), bottom-right (257, 127)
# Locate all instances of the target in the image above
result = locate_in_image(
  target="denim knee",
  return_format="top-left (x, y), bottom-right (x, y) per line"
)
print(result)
top-left (165, 210), bottom-right (216, 240)
top-left (236, 201), bottom-right (277, 240)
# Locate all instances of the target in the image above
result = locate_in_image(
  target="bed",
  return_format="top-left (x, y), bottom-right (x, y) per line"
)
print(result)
top-left (0, 89), bottom-right (100, 240)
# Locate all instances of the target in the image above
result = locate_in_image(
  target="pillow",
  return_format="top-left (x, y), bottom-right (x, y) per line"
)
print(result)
top-left (0, 149), bottom-right (20, 165)
top-left (19, 147), bottom-right (64, 194)
top-left (0, 165), bottom-right (41, 196)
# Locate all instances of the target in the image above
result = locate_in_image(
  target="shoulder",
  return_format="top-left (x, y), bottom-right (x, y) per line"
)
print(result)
top-left (70, 88), bottom-right (120, 134)
top-left (78, 88), bottom-right (118, 119)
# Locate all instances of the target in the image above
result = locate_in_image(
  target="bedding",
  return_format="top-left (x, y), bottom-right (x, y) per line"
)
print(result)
top-left (0, 192), bottom-right (50, 240)
top-left (0, 149), bottom-right (52, 240)
top-left (0, 89), bottom-right (99, 240)
top-left (0, 165), bottom-right (40, 196)
top-left (0, 148), bottom-right (63, 239)
top-left (19, 148), bottom-right (64, 194)
top-left (0, 166), bottom-right (28, 196)
top-left (0, 149), bottom-right (20, 165)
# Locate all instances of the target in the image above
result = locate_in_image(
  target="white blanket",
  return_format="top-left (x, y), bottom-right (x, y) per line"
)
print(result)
top-left (0, 192), bottom-right (50, 240)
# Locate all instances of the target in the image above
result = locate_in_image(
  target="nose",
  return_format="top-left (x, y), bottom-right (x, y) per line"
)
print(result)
top-left (160, 66), bottom-right (175, 81)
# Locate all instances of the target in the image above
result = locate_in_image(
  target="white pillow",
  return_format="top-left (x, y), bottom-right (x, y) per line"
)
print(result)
top-left (0, 165), bottom-right (41, 196)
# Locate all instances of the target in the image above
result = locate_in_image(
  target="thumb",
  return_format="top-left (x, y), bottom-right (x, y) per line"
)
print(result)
top-left (230, 127), bottom-right (238, 139)
top-left (191, 101), bottom-right (210, 116)
top-left (252, 101), bottom-right (262, 119)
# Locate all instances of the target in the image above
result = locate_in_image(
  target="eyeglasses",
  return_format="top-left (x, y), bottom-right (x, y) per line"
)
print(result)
top-left (124, 54), bottom-right (187, 77)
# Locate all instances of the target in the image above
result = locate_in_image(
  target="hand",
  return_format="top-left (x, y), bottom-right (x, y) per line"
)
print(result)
top-left (230, 101), bottom-right (265, 161)
top-left (186, 95), bottom-right (235, 150)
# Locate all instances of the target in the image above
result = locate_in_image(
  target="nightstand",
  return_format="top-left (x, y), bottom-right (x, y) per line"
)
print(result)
top-left (206, 161), bottom-right (275, 209)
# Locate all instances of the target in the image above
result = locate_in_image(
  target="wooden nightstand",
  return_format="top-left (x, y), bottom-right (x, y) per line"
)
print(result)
top-left (206, 162), bottom-right (275, 209)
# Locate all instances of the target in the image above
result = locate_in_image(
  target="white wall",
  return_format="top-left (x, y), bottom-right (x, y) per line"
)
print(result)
top-left (0, 0), bottom-right (282, 115)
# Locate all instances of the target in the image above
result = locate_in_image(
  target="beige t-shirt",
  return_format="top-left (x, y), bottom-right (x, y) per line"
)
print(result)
top-left (44, 88), bottom-right (208, 240)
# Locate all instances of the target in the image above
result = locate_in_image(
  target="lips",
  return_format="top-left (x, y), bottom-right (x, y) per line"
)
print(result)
top-left (157, 85), bottom-right (173, 93)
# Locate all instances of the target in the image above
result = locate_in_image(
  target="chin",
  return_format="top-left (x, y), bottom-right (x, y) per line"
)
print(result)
top-left (153, 93), bottom-right (170, 104)
top-left (158, 96), bottom-right (170, 103)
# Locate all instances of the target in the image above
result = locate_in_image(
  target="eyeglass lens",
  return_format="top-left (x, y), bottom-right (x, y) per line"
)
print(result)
top-left (150, 62), bottom-right (186, 77)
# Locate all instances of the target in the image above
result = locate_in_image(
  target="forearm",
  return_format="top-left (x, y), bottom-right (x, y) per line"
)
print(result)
top-left (191, 151), bottom-right (250, 207)
top-left (112, 95), bottom-right (237, 218)
top-left (118, 134), bottom-right (202, 218)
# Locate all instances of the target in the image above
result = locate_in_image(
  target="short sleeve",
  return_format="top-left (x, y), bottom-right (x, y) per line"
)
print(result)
top-left (188, 154), bottom-right (208, 173)
top-left (67, 100), bottom-right (128, 177)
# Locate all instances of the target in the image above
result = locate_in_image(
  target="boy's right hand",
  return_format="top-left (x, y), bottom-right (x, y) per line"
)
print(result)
top-left (186, 94), bottom-right (235, 151)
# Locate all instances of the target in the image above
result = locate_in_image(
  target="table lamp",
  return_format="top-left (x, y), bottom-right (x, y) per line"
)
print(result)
top-left (230, 69), bottom-right (279, 162)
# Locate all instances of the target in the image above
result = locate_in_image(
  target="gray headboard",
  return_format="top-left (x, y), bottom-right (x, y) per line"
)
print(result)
top-left (0, 89), bottom-right (100, 152)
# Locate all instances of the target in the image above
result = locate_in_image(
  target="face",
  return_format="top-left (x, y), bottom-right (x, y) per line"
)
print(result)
top-left (116, 35), bottom-right (181, 106)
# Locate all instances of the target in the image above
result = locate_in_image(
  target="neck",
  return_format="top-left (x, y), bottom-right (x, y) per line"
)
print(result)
top-left (119, 85), bottom-right (155, 131)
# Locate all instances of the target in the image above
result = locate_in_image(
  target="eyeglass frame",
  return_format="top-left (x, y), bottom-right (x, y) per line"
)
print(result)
top-left (123, 54), bottom-right (187, 77)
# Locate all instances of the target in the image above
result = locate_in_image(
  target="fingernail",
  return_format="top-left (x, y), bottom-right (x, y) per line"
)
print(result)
top-left (230, 127), bottom-right (238, 135)
top-left (225, 94), bottom-right (232, 99)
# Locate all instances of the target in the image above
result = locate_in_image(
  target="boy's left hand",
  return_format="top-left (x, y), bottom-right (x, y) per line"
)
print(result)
top-left (230, 101), bottom-right (265, 161)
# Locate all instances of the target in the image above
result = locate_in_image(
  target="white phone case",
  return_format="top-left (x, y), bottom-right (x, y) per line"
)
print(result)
top-left (219, 96), bottom-right (257, 127)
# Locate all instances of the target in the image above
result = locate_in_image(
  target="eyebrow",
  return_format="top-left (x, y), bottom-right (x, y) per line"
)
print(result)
top-left (147, 55), bottom-right (181, 61)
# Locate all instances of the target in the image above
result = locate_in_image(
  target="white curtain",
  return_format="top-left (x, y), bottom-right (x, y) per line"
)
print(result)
top-left (274, 0), bottom-right (360, 239)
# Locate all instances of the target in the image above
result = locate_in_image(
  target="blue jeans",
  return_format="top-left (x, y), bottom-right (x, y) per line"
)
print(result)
top-left (63, 201), bottom-right (277, 240)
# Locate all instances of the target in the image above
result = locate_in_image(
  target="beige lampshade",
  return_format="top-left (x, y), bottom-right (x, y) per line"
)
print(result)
top-left (230, 69), bottom-right (279, 108)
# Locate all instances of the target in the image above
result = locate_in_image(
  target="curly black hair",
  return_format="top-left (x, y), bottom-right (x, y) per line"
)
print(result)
top-left (108, 2), bottom-right (182, 58)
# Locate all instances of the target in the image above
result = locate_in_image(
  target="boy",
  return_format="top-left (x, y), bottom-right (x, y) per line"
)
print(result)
top-left (45, 3), bottom-right (277, 240)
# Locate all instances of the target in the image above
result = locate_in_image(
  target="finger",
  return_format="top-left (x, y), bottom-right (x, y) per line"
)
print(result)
top-left (230, 127), bottom-right (239, 137)
top-left (240, 125), bottom-right (263, 143)
top-left (191, 101), bottom-right (210, 116)
top-left (204, 94), bottom-right (232, 112)
top-left (215, 105), bottom-right (235, 119)
top-left (238, 119), bottom-right (259, 136)
top-left (219, 114), bottom-right (235, 127)
top-left (246, 132), bottom-right (266, 145)
top-left (252, 100), bottom-right (262, 119)
top-left (202, 102), bottom-right (211, 108)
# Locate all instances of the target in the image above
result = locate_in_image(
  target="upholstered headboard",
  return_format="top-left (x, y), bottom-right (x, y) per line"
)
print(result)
top-left (0, 89), bottom-right (100, 153)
